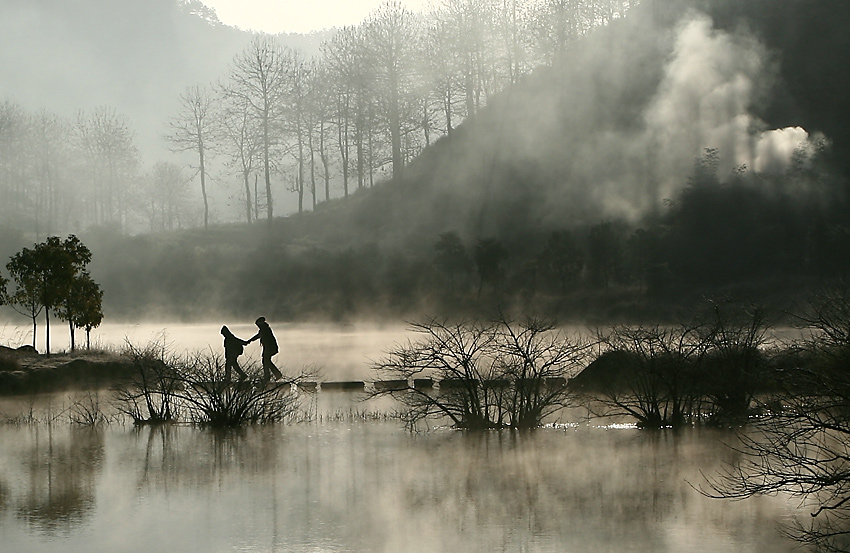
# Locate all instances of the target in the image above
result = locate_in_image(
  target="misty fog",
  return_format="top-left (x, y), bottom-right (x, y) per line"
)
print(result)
top-left (3, 3), bottom-right (850, 553)
top-left (0, 0), bottom-right (847, 329)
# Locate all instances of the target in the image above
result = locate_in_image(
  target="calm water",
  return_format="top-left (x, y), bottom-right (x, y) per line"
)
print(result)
top-left (0, 393), bottom-right (804, 553)
top-left (0, 322), bottom-right (808, 552)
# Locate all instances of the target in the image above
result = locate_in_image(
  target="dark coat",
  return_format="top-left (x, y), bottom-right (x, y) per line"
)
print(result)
top-left (221, 326), bottom-right (248, 359)
top-left (250, 321), bottom-right (279, 355)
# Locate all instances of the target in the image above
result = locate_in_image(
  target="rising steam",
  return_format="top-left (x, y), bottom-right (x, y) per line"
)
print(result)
top-left (645, 14), bottom-right (815, 203)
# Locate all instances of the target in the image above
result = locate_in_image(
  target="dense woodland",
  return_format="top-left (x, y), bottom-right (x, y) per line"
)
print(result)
top-left (1, 0), bottom-right (849, 322)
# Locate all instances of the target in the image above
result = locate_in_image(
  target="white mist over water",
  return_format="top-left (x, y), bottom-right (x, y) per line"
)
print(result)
top-left (0, 422), bottom-right (805, 553)
top-left (0, 320), bottom-right (410, 381)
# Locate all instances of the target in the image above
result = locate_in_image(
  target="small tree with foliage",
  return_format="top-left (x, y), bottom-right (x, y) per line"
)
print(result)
top-left (5, 235), bottom-right (94, 354)
top-left (6, 249), bottom-right (46, 350)
top-left (56, 271), bottom-right (104, 351)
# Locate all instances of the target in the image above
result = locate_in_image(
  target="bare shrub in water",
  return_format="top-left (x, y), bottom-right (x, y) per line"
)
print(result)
top-left (173, 352), bottom-right (300, 427)
top-left (68, 391), bottom-right (111, 426)
top-left (115, 341), bottom-right (305, 427)
top-left (702, 289), bottom-right (850, 552)
top-left (371, 315), bottom-right (590, 429)
top-left (697, 303), bottom-right (772, 424)
top-left (114, 340), bottom-right (182, 425)
top-left (581, 304), bottom-right (772, 428)
top-left (586, 324), bottom-right (706, 428)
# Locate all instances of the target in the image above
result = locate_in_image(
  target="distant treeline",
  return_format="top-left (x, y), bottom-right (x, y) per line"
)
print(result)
top-left (0, 0), bottom-right (639, 237)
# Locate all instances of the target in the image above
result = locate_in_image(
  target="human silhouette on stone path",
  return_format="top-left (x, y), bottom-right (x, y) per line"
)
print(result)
top-left (248, 317), bottom-right (283, 382)
top-left (221, 325), bottom-right (249, 383)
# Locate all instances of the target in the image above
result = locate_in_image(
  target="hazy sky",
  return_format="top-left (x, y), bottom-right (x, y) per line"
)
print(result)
top-left (200, 0), bottom-right (431, 33)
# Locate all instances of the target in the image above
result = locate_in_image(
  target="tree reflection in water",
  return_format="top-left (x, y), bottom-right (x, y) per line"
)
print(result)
top-left (0, 418), bottom-right (804, 553)
top-left (12, 426), bottom-right (103, 535)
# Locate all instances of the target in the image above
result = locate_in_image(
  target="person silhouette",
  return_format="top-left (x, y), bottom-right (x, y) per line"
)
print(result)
top-left (221, 325), bottom-right (250, 383)
top-left (248, 317), bottom-right (283, 382)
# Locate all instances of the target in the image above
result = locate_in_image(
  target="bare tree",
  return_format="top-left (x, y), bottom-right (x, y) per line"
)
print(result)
top-left (0, 101), bottom-right (30, 227)
top-left (75, 106), bottom-right (139, 231)
top-left (701, 290), bottom-right (850, 552)
top-left (363, 1), bottom-right (423, 183)
top-left (526, 0), bottom-right (593, 66)
top-left (143, 161), bottom-right (189, 231)
top-left (218, 90), bottom-right (261, 224)
top-left (595, 323), bottom-right (707, 428)
top-left (435, 0), bottom-right (494, 119)
top-left (321, 26), bottom-right (362, 198)
top-left (29, 110), bottom-right (75, 237)
top-left (225, 35), bottom-right (292, 221)
top-left (286, 52), bottom-right (310, 213)
top-left (166, 85), bottom-right (215, 229)
top-left (371, 315), bottom-right (588, 429)
top-left (309, 61), bottom-right (335, 203)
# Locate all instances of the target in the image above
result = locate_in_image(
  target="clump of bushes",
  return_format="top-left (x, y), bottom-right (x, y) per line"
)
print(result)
top-left (371, 314), bottom-right (591, 429)
top-left (114, 341), bottom-right (182, 424)
top-left (114, 341), bottom-right (305, 428)
top-left (173, 352), bottom-right (298, 427)
top-left (575, 303), bottom-right (773, 428)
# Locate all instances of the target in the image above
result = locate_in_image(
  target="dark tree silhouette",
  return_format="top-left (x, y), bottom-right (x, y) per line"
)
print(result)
top-left (537, 230), bottom-right (583, 294)
top-left (5, 235), bottom-right (94, 354)
top-left (702, 289), bottom-right (850, 553)
top-left (473, 237), bottom-right (507, 297)
top-left (167, 85), bottom-right (215, 229)
top-left (586, 222), bottom-right (623, 288)
top-left (0, 271), bottom-right (7, 304)
top-left (57, 271), bottom-right (103, 351)
top-left (434, 231), bottom-right (470, 293)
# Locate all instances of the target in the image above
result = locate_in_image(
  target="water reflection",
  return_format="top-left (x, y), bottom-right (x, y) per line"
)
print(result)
top-left (6, 426), bottom-right (103, 535)
top-left (0, 418), bottom-right (802, 553)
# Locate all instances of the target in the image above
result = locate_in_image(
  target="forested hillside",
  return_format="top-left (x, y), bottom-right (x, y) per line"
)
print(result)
top-left (0, 0), bottom-right (639, 235)
top-left (2, 0), bottom-right (849, 323)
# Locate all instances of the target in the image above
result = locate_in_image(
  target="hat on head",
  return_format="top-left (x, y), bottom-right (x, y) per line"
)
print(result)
top-left (255, 317), bottom-right (266, 325)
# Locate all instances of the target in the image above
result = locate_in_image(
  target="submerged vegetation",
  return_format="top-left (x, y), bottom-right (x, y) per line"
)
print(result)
top-left (371, 315), bottom-right (590, 429)
top-left (699, 290), bottom-right (850, 553)
top-left (114, 341), bottom-right (304, 428)
top-left (579, 303), bottom-right (772, 428)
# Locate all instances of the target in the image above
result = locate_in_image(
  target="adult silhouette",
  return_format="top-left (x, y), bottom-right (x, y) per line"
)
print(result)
top-left (249, 317), bottom-right (283, 382)
top-left (221, 325), bottom-right (249, 383)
